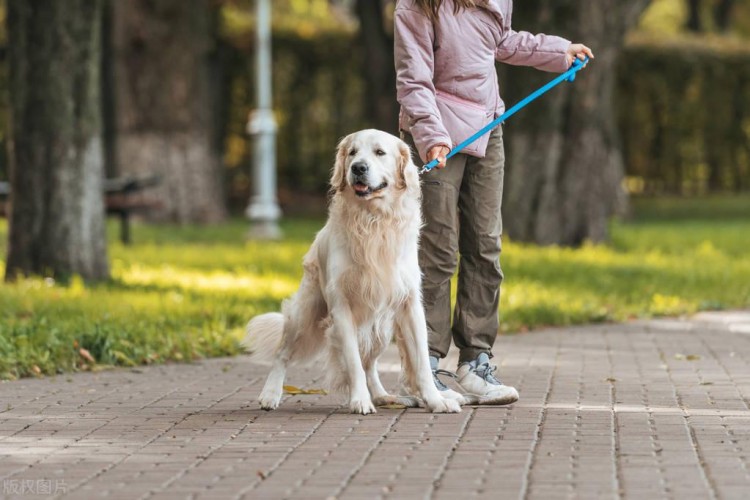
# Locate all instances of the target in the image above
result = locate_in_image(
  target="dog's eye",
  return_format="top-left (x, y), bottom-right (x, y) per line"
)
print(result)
top-left (375, 149), bottom-right (386, 156)
top-left (349, 148), bottom-right (357, 156)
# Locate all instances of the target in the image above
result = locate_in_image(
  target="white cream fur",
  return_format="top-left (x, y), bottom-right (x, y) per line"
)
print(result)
top-left (243, 129), bottom-right (460, 414)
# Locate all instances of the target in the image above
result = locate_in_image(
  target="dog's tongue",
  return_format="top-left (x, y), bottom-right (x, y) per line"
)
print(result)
top-left (353, 183), bottom-right (369, 193)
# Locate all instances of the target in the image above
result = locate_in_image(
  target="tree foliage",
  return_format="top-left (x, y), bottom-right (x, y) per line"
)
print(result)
top-left (638, 0), bottom-right (750, 35)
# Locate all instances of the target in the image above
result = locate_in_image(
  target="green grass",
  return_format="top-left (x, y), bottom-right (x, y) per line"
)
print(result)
top-left (1, 196), bottom-right (749, 380)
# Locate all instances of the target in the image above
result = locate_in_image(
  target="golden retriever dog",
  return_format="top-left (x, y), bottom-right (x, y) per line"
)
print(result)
top-left (243, 129), bottom-right (461, 414)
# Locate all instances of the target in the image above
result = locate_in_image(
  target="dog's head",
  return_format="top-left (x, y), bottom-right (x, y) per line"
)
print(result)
top-left (331, 129), bottom-right (419, 202)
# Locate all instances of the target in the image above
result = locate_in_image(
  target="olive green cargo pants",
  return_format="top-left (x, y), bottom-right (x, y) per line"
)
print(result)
top-left (403, 128), bottom-right (505, 363)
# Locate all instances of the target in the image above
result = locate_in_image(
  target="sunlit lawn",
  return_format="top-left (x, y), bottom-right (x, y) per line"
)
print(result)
top-left (1, 196), bottom-right (749, 379)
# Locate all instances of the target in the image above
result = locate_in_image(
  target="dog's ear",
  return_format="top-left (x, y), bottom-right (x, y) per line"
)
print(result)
top-left (331, 134), bottom-right (351, 193)
top-left (396, 140), bottom-right (419, 192)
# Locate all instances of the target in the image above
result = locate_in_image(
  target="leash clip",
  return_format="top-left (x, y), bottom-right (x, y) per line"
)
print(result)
top-left (419, 158), bottom-right (440, 175)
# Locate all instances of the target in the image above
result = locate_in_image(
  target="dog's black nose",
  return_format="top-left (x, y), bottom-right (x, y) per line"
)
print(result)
top-left (351, 161), bottom-right (368, 176)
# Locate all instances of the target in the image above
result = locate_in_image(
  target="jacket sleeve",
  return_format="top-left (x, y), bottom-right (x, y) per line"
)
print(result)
top-left (394, 7), bottom-right (452, 163)
top-left (495, 6), bottom-right (571, 73)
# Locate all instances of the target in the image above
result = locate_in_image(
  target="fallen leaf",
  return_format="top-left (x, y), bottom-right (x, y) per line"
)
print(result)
top-left (79, 348), bottom-right (95, 363)
top-left (675, 353), bottom-right (701, 361)
top-left (283, 385), bottom-right (327, 395)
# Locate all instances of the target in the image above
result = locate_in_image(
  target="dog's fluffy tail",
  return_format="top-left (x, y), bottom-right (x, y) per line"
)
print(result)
top-left (242, 312), bottom-right (284, 365)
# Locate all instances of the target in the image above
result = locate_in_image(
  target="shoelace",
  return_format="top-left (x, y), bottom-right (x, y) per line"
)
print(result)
top-left (432, 368), bottom-right (458, 391)
top-left (474, 362), bottom-right (503, 385)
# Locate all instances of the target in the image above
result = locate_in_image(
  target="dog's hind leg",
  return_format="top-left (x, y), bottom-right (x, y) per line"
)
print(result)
top-left (258, 313), bottom-right (323, 411)
top-left (258, 317), bottom-right (298, 410)
top-left (365, 359), bottom-right (388, 400)
top-left (259, 356), bottom-right (288, 411)
top-left (245, 312), bottom-right (287, 410)
top-left (366, 360), bottom-right (421, 409)
top-left (258, 270), bottom-right (327, 411)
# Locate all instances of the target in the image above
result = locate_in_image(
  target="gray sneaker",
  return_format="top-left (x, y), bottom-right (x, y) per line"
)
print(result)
top-left (430, 356), bottom-right (465, 403)
top-left (456, 353), bottom-right (519, 405)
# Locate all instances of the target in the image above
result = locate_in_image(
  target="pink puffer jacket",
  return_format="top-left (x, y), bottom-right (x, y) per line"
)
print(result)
top-left (395, 0), bottom-right (571, 162)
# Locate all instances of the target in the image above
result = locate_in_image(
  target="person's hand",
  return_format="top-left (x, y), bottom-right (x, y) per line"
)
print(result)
top-left (566, 44), bottom-right (594, 67)
top-left (427, 144), bottom-right (450, 170)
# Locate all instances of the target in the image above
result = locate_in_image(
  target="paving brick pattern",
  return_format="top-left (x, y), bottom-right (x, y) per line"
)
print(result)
top-left (1, 311), bottom-right (749, 499)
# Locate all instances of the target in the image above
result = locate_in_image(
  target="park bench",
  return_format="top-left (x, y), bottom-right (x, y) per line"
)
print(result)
top-left (0, 174), bottom-right (161, 245)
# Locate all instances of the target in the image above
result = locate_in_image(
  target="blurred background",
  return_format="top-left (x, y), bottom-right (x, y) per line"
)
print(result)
top-left (0, 0), bottom-right (748, 379)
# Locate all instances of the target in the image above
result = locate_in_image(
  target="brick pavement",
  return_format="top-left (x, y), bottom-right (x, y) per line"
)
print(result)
top-left (1, 311), bottom-right (749, 499)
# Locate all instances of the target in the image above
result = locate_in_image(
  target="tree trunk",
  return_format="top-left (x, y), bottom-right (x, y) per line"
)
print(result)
top-left (502, 0), bottom-right (651, 246)
top-left (686, 0), bottom-right (703, 32)
top-left (110, 0), bottom-right (226, 223)
top-left (354, 0), bottom-right (399, 133)
top-left (714, 0), bottom-right (734, 32)
top-left (5, 0), bottom-right (109, 282)
top-left (101, 0), bottom-right (118, 178)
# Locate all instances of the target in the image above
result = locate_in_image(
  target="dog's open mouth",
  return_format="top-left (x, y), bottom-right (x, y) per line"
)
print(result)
top-left (353, 181), bottom-right (388, 197)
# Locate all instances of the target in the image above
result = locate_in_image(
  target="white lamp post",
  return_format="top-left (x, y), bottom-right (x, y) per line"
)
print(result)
top-left (246, 0), bottom-right (282, 239)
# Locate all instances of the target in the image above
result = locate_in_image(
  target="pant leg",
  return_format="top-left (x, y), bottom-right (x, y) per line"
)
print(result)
top-left (452, 127), bottom-right (505, 363)
top-left (402, 132), bottom-right (466, 359)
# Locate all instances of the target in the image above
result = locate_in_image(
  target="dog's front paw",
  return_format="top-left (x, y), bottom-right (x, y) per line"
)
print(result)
top-left (349, 398), bottom-right (377, 415)
top-left (426, 396), bottom-right (462, 414)
top-left (259, 390), bottom-right (282, 411)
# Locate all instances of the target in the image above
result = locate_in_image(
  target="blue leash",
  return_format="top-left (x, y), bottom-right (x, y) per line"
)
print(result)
top-left (420, 57), bottom-right (590, 174)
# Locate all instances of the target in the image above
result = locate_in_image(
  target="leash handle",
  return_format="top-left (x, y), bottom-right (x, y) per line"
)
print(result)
top-left (420, 57), bottom-right (590, 174)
